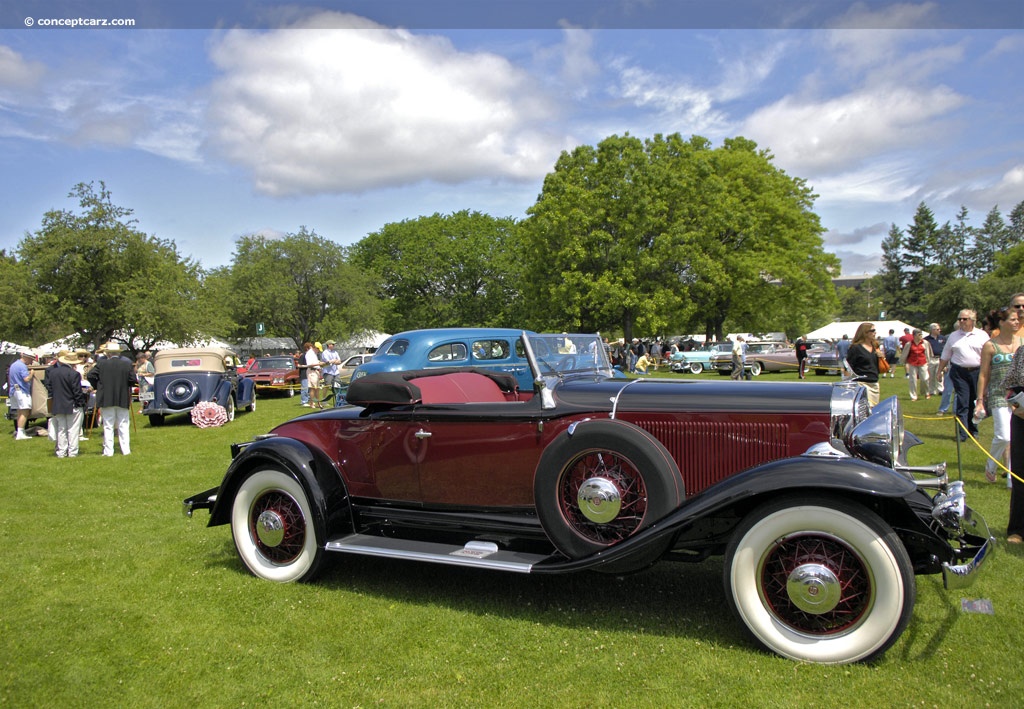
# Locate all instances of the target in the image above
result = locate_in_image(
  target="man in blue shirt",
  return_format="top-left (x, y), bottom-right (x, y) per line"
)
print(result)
top-left (882, 329), bottom-right (900, 378)
top-left (8, 349), bottom-right (35, 440)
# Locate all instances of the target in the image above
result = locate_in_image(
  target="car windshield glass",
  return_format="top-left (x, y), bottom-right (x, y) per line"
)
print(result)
top-left (525, 333), bottom-right (614, 380)
top-left (257, 358), bottom-right (292, 369)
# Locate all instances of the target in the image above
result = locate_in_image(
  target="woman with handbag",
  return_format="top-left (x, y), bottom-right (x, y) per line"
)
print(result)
top-left (846, 322), bottom-right (881, 408)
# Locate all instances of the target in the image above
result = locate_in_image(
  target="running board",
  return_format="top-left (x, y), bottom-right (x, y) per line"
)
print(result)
top-left (324, 533), bottom-right (548, 573)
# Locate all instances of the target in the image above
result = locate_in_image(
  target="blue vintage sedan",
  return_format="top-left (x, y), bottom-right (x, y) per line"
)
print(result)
top-left (351, 328), bottom-right (540, 390)
top-left (142, 347), bottom-right (256, 426)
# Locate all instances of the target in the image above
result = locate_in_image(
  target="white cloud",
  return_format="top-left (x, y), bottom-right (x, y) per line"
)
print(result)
top-left (608, 39), bottom-right (788, 137)
top-left (743, 84), bottom-right (965, 174)
top-left (0, 45), bottom-right (45, 88)
top-left (206, 12), bottom-right (564, 196)
top-left (612, 64), bottom-right (730, 135)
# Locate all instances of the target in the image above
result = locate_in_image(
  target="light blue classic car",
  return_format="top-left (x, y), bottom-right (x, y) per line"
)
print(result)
top-left (669, 342), bottom-right (732, 374)
top-left (351, 328), bottom-right (539, 390)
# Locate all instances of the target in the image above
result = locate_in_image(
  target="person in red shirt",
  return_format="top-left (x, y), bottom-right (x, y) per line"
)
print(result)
top-left (899, 329), bottom-right (932, 401)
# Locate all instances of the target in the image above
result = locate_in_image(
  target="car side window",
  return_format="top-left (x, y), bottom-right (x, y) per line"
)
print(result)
top-left (515, 338), bottom-right (525, 358)
top-left (472, 340), bottom-right (510, 361)
top-left (387, 339), bottom-right (410, 356)
top-left (428, 343), bottom-right (468, 362)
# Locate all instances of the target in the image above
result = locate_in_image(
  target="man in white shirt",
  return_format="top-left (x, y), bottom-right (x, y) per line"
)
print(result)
top-left (936, 309), bottom-right (989, 441)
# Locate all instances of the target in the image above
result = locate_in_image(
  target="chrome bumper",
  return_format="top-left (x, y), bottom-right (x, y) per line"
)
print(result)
top-left (182, 487), bottom-right (218, 518)
top-left (931, 481), bottom-right (995, 590)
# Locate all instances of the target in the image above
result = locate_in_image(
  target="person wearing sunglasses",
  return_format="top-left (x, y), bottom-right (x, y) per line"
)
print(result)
top-left (846, 322), bottom-right (881, 407)
top-left (936, 309), bottom-right (990, 442)
top-left (975, 307), bottom-right (1022, 482)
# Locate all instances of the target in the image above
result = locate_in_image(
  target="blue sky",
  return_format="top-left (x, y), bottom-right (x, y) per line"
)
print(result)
top-left (1, 1), bottom-right (1021, 276)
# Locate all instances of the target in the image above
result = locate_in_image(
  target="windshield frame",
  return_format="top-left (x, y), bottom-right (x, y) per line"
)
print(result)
top-left (522, 332), bottom-right (615, 384)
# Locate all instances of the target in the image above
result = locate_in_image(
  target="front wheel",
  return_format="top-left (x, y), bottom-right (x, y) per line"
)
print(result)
top-left (724, 495), bottom-right (915, 664)
top-left (689, 362), bottom-right (704, 374)
top-left (748, 361), bottom-right (762, 377)
top-left (231, 469), bottom-right (324, 583)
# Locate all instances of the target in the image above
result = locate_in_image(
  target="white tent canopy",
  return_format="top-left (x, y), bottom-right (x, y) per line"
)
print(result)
top-left (805, 320), bottom-right (916, 342)
top-left (340, 330), bottom-right (391, 351)
top-left (33, 332), bottom-right (233, 354)
top-left (1, 340), bottom-right (30, 355)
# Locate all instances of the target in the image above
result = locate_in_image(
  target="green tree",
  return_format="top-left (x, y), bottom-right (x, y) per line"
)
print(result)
top-left (17, 182), bottom-right (203, 353)
top-left (228, 227), bottom-right (379, 347)
top-left (684, 137), bottom-right (837, 339)
top-left (352, 211), bottom-right (522, 333)
top-left (521, 133), bottom-right (836, 341)
top-left (836, 283), bottom-right (878, 322)
top-left (944, 206), bottom-right (974, 279)
top-left (0, 250), bottom-right (66, 345)
top-left (520, 134), bottom-right (695, 338)
top-left (876, 224), bottom-right (908, 320)
top-left (971, 206), bottom-right (1007, 279)
top-left (1008, 200), bottom-right (1024, 246)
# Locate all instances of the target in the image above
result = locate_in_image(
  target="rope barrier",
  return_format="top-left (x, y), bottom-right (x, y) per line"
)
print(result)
top-left (947, 413), bottom-right (1022, 484)
top-left (907, 407), bottom-right (1020, 484)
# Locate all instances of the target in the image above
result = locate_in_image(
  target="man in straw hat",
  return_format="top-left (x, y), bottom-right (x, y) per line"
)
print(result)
top-left (86, 341), bottom-right (137, 456)
top-left (47, 350), bottom-right (88, 457)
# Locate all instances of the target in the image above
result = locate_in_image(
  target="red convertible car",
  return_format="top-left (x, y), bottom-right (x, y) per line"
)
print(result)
top-left (185, 332), bottom-right (991, 665)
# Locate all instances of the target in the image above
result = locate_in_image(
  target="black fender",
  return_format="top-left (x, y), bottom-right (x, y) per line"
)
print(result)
top-left (212, 379), bottom-right (233, 406)
top-left (208, 437), bottom-right (353, 542)
top-left (533, 454), bottom-right (920, 574)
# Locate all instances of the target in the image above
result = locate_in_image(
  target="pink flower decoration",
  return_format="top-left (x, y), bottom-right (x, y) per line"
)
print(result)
top-left (191, 400), bottom-right (228, 428)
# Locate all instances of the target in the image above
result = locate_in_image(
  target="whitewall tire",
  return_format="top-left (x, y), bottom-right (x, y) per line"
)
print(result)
top-left (724, 495), bottom-right (914, 664)
top-left (231, 469), bottom-right (324, 583)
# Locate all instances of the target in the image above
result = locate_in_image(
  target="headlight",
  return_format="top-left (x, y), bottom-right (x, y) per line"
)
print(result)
top-left (847, 396), bottom-right (904, 468)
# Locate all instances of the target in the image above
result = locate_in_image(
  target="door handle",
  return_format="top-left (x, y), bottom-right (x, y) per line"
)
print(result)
top-left (414, 429), bottom-right (432, 439)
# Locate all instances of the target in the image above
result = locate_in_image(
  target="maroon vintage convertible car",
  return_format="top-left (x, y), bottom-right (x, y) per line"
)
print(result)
top-left (185, 332), bottom-right (991, 664)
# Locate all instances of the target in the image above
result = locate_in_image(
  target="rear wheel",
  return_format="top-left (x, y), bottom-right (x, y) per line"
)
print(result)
top-left (231, 469), bottom-right (324, 583)
top-left (534, 420), bottom-right (684, 563)
top-left (225, 395), bottom-right (236, 422)
top-left (724, 495), bottom-right (915, 664)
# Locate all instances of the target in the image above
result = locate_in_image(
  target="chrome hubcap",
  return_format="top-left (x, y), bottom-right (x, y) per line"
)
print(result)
top-left (577, 477), bottom-right (622, 524)
top-left (255, 509), bottom-right (286, 547)
top-left (786, 563), bottom-right (841, 614)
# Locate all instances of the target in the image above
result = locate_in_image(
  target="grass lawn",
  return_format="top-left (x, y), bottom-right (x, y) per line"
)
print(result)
top-left (2, 373), bottom-right (1022, 708)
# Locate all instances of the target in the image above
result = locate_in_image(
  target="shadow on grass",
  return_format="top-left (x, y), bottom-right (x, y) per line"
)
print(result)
top-left (201, 537), bottom-right (744, 646)
top-left (896, 576), bottom-right (962, 662)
